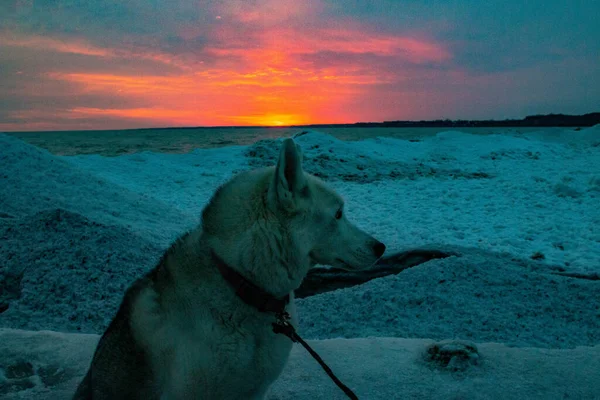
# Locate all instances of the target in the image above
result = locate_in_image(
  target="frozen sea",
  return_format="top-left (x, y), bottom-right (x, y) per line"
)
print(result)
top-left (6, 126), bottom-right (550, 155)
top-left (0, 126), bottom-right (599, 399)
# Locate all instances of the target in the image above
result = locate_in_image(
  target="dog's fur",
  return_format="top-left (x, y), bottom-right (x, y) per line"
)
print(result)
top-left (74, 138), bottom-right (385, 399)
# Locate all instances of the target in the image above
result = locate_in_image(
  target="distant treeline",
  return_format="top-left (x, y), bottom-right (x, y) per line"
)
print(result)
top-left (299, 112), bottom-right (600, 128)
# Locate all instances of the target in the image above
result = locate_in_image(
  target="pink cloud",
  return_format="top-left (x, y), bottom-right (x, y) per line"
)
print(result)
top-left (0, 1), bottom-right (454, 129)
top-left (1, 33), bottom-right (114, 57)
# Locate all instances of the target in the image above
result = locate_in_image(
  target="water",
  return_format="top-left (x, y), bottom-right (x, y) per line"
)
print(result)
top-left (5, 126), bottom-right (548, 156)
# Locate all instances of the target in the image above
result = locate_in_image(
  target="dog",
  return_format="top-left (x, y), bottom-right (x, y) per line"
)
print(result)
top-left (74, 138), bottom-right (386, 399)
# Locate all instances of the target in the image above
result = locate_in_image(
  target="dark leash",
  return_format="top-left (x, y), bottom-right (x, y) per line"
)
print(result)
top-left (212, 250), bottom-right (359, 399)
top-left (273, 311), bottom-right (359, 400)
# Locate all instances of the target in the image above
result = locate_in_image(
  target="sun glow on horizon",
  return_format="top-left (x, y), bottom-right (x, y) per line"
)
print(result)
top-left (0, 0), bottom-right (455, 131)
top-left (230, 113), bottom-right (311, 127)
top-left (1, 0), bottom-right (505, 131)
top-left (2, 0), bottom-right (599, 131)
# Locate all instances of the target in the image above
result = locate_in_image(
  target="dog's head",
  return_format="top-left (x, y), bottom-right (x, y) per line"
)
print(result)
top-left (267, 138), bottom-right (385, 270)
top-left (202, 138), bottom-right (385, 283)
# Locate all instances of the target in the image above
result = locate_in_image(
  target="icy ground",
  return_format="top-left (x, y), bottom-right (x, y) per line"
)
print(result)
top-left (1, 329), bottom-right (599, 400)
top-left (0, 127), bottom-right (599, 398)
top-left (63, 126), bottom-right (600, 272)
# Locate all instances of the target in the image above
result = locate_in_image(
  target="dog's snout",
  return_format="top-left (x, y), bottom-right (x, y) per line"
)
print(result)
top-left (372, 241), bottom-right (386, 258)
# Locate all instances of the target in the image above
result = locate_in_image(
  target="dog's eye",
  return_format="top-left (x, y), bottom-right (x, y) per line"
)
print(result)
top-left (335, 209), bottom-right (343, 220)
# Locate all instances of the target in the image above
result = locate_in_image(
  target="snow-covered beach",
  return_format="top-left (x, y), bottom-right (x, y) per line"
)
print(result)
top-left (1, 127), bottom-right (599, 399)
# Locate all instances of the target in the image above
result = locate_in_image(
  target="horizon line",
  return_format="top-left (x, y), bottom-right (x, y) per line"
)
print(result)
top-left (3, 111), bottom-right (598, 133)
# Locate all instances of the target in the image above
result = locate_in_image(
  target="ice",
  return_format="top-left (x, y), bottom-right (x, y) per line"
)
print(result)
top-left (1, 329), bottom-right (599, 399)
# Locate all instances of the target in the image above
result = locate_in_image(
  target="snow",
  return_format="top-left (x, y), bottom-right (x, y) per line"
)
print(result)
top-left (297, 245), bottom-right (600, 348)
top-left (62, 127), bottom-right (600, 272)
top-left (0, 134), bottom-right (195, 246)
top-left (1, 126), bottom-right (599, 398)
top-left (1, 329), bottom-right (599, 399)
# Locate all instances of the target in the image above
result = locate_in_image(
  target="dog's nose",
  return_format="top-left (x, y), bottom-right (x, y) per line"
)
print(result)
top-left (372, 241), bottom-right (386, 258)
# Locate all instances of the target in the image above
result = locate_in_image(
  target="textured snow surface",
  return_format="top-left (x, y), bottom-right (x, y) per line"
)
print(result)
top-left (1, 129), bottom-right (599, 340)
top-left (1, 128), bottom-right (599, 398)
top-left (1, 329), bottom-right (599, 400)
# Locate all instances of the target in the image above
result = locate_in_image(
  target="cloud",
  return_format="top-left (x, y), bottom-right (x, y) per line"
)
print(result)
top-left (0, 0), bottom-right (598, 130)
top-left (1, 34), bottom-right (113, 57)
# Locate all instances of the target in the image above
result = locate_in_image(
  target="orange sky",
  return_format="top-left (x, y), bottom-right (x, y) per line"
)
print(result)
top-left (1, 0), bottom-right (598, 131)
top-left (37, 25), bottom-right (450, 128)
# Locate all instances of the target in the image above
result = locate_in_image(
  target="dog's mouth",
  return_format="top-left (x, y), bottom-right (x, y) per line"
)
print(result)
top-left (335, 255), bottom-right (382, 270)
top-left (310, 252), bottom-right (372, 270)
top-left (334, 258), bottom-right (356, 270)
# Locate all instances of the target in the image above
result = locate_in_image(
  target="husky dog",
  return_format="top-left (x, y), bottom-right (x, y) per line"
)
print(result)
top-left (74, 138), bottom-right (385, 399)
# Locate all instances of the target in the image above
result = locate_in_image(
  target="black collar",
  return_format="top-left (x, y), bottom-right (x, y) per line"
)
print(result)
top-left (212, 250), bottom-right (290, 314)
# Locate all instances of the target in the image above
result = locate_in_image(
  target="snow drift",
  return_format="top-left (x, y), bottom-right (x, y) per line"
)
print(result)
top-left (1, 129), bottom-right (599, 399)
top-left (1, 329), bottom-right (598, 399)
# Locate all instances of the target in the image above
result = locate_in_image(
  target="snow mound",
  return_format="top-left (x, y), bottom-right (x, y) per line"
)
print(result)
top-left (0, 134), bottom-right (194, 246)
top-left (1, 329), bottom-right (599, 400)
top-left (1, 132), bottom-right (598, 344)
top-left (0, 208), bottom-right (162, 333)
top-left (521, 125), bottom-right (600, 147)
top-left (64, 144), bottom-right (248, 216)
top-left (244, 131), bottom-right (493, 183)
top-left (297, 245), bottom-right (600, 348)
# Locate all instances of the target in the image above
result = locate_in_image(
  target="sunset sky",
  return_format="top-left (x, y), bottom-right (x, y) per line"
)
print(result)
top-left (1, 0), bottom-right (599, 131)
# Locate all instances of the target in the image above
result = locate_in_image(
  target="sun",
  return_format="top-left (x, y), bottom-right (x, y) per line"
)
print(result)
top-left (262, 113), bottom-right (310, 126)
top-left (230, 113), bottom-right (308, 127)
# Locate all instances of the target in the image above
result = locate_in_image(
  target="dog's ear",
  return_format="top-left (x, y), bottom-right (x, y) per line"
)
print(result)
top-left (271, 138), bottom-right (307, 211)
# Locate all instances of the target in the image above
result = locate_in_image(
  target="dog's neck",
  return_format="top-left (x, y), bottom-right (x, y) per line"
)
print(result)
top-left (204, 228), bottom-right (311, 298)
top-left (200, 175), bottom-right (312, 298)
top-left (212, 250), bottom-right (290, 313)
top-left (246, 247), bottom-right (310, 299)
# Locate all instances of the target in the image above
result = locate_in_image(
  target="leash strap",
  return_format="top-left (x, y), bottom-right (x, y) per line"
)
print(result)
top-left (273, 313), bottom-right (359, 400)
top-left (212, 251), bottom-right (358, 398)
